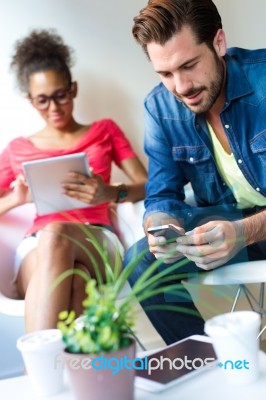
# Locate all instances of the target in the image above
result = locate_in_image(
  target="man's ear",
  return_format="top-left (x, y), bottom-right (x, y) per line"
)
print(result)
top-left (72, 81), bottom-right (78, 98)
top-left (213, 29), bottom-right (227, 57)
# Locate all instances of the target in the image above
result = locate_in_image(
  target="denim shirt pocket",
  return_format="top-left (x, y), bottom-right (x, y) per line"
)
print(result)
top-left (172, 146), bottom-right (219, 204)
top-left (250, 131), bottom-right (266, 168)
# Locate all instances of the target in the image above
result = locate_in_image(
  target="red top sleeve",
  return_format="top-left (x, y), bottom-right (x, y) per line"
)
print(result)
top-left (0, 144), bottom-right (22, 189)
top-left (0, 119), bottom-right (138, 233)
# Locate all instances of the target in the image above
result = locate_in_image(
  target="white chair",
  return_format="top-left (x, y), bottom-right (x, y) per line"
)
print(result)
top-left (0, 204), bottom-right (36, 378)
top-left (0, 204), bottom-right (36, 316)
top-left (186, 260), bottom-right (266, 319)
top-left (0, 201), bottom-right (145, 308)
top-left (0, 201), bottom-right (145, 378)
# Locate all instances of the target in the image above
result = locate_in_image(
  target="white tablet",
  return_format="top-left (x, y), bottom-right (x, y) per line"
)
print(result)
top-left (22, 152), bottom-right (91, 215)
top-left (135, 335), bottom-right (217, 392)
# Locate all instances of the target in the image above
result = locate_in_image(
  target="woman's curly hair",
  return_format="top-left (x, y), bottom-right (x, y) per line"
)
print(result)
top-left (10, 29), bottom-right (75, 92)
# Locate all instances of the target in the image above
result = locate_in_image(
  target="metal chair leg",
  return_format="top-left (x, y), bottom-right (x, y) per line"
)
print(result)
top-left (231, 283), bottom-right (265, 316)
top-left (231, 285), bottom-right (242, 312)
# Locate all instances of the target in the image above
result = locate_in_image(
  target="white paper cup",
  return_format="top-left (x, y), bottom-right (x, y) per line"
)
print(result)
top-left (17, 329), bottom-right (64, 396)
top-left (205, 311), bottom-right (261, 385)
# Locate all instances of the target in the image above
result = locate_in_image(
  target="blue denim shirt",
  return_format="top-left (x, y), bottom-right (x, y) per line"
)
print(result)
top-left (143, 47), bottom-right (266, 222)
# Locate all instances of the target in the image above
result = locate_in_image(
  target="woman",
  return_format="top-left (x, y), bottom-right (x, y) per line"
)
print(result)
top-left (0, 29), bottom-right (147, 332)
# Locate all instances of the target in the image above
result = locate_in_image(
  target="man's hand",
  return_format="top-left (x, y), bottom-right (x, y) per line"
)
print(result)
top-left (148, 231), bottom-right (185, 263)
top-left (175, 220), bottom-right (246, 270)
top-left (145, 213), bottom-right (185, 263)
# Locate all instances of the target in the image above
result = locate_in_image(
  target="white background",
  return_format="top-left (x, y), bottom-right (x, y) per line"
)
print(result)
top-left (0, 0), bottom-right (265, 178)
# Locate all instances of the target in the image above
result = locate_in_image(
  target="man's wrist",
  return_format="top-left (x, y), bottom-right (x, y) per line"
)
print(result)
top-left (242, 210), bottom-right (266, 245)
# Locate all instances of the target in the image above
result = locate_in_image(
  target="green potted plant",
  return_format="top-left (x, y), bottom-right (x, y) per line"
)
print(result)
top-left (52, 225), bottom-right (198, 400)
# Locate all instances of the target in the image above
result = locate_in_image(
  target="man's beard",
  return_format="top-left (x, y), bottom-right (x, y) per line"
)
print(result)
top-left (177, 55), bottom-right (225, 114)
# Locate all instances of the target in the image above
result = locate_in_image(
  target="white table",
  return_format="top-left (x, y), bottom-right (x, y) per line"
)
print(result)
top-left (1, 351), bottom-right (266, 400)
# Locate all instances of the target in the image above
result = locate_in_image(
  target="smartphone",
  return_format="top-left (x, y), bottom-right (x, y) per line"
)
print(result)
top-left (135, 335), bottom-right (217, 392)
top-left (147, 224), bottom-right (184, 242)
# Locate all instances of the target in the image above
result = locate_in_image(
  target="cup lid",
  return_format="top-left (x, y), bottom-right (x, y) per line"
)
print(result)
top-left (205, 311), bottom-right (261, 336)
top-left (17, 329), bottom-right (63, 351)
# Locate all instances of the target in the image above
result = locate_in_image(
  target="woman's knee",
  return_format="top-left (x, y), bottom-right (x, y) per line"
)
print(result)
top-left (38, 222), bottom-right (75, 252)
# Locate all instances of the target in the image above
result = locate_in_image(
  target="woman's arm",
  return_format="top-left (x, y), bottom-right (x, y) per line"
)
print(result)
top-left (61, 156), bottom-right (147, 205)
top-left (0, 175), bottom-right (32, 215)
top-left (116, 157), bottom-right (147, 203)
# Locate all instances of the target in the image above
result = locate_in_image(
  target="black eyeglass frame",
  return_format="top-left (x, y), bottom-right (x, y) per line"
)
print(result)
top-left (28, 83), bottom-right (75, 110)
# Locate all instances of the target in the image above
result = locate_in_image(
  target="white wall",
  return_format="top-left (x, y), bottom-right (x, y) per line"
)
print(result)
top-left (214, 0), bottom-right (266, 49)
top-left (0, 0), bottom-right (265, 178)
top-left (0, 0), bottom-right (157, 180)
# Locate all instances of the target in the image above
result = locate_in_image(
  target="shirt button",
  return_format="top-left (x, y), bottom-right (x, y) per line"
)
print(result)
top-left (189, 157), bottom-right (194, 162)
top-left (256, 188), bottom-right (260, 192)
top-left (225, 124), bottom-right (230, 129)
top-left (187, 212), bottom-right (192, 217)
top-left (238, 159), bottom-right (243, 164)
top-left (223, 182), bottom-right (226, 186)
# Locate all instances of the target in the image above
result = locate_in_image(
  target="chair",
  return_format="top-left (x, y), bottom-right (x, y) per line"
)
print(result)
top-left (186, 260), bottom-right (266, 330)
top-left (0, 201), bottom-right (146, 378)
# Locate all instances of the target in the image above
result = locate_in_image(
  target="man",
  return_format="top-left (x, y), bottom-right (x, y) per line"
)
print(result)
top-left (124, 0), bottom-right (266, 345)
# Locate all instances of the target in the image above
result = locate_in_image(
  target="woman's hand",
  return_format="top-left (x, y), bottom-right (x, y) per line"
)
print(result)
top-left (10, 174), bottom-right (32, 205)
top-left (62, 171), bottom-right (115, 205)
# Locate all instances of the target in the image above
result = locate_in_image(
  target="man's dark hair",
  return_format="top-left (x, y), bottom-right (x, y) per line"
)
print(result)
top-left (132, 0), bottom-right (222, 57)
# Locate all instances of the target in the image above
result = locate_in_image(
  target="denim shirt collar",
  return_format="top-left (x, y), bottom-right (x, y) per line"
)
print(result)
top-left (224, 53), bottom-right (253, 103)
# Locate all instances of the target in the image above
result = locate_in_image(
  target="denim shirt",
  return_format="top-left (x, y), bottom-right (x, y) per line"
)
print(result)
top-left (143, 47), bottom-right (266, 222)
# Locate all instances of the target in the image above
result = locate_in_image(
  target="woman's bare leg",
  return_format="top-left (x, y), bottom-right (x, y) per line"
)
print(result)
top-left (16, 222), bottom-right (122, 332)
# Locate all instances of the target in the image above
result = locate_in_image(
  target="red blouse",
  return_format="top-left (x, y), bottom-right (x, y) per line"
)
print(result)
top-left (0, 119), bottom-right (136, 234)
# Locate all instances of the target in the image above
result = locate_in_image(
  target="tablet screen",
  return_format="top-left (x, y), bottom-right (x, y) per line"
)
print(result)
top-left (135, 338), bottom-right (217, 384)
top-left (23, 152), bottom-right (91, 215)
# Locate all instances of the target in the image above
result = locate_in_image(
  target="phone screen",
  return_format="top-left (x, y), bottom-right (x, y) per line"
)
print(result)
top-left (135, 338), bottom-right (217, 384)
top-left (148, 225), bottom-right (183, 241)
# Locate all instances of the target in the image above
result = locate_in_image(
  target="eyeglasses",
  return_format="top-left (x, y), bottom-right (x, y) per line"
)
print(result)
top-left (29, 84), bottom-right (74, 110)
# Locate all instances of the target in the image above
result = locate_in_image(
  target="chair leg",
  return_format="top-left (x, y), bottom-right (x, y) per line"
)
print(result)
top-left (241, 285), bottom-right (257, 311)
top-left (231, 283), bottom-right (265, 314)
top-left (231, 283), bottom-right (265, 344)
top-left (259, 283), bottom-right (265, 317)
top-left (258, 283), bottom-right (265, 338)
top-left (231, 285), bottom-right (242, 312)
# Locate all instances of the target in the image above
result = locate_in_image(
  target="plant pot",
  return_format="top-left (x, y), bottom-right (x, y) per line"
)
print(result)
top-left (63, 339), bottom-right (136, 400)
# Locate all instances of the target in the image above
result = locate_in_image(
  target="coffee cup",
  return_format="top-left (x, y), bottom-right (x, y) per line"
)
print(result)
top-left (205, 311), bottom-right (261, 385)
top-left (17, 329), bottom-right (64, 396)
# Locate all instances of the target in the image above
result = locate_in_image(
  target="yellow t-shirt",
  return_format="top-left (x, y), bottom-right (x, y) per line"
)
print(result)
top-left (207, 122), bottom-right (266, 209)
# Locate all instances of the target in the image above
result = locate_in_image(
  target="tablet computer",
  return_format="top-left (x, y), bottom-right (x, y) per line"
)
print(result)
top-left (135, 335), bottom-right (217, 392)
top-left (22, 152), bottom-right (91, 215)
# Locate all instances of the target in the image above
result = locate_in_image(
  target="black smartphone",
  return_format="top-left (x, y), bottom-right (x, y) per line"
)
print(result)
top-left (147, 224), bottom-right (184, 242)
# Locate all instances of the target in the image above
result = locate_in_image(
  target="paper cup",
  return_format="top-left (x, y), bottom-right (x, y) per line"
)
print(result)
top-left (17, 329), bottom-right (64, 396)
top-left (205, 311), bottom-right (261, 385)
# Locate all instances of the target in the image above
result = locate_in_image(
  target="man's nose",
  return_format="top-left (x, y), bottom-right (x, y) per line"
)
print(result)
top-left (173, 73), bottom-right (193, 97)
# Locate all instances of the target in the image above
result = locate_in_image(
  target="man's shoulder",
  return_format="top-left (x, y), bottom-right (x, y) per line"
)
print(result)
top-left (144, 82), bottom-right (189, 118)
top-left (227, 47), bottom-right (266, 64)
top-left (144, 82), bottom-right (194, 121)
top-left (145, 82), bottom-right (170, 102)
